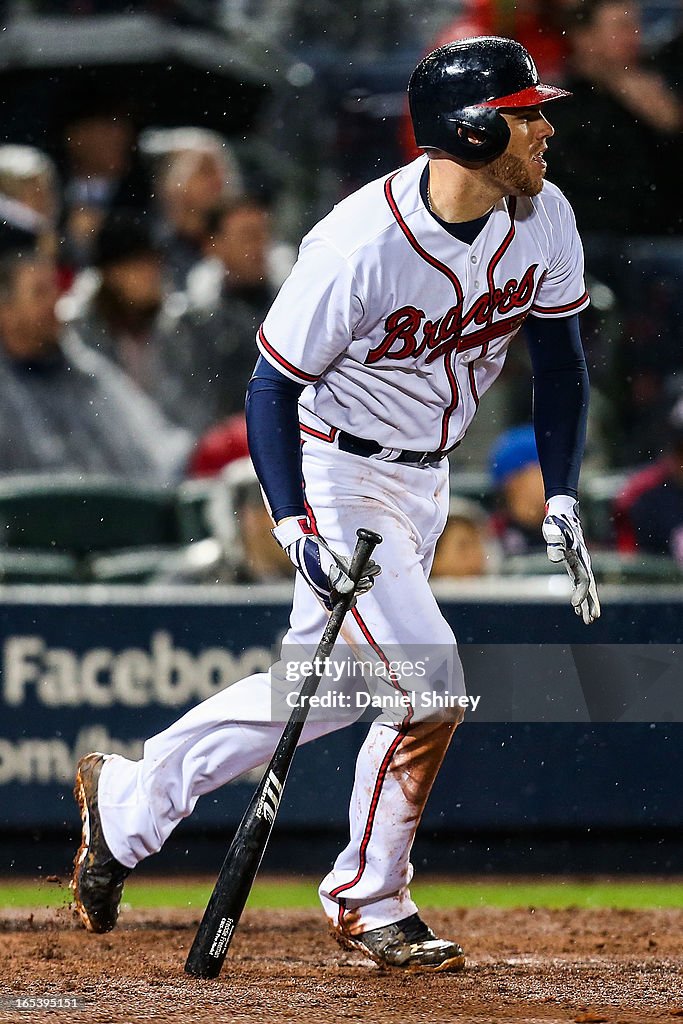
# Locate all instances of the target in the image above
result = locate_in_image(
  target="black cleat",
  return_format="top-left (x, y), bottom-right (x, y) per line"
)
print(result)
top-left (71, 753), bottom-right (131, 933)
top-left (336, 912), bottom-right (466, 972)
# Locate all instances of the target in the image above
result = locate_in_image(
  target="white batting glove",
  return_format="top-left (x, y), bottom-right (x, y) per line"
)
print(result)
top-left (542, 495), bottom-right (601, 625)
top-left (272, 516), bottom-right (381, 610)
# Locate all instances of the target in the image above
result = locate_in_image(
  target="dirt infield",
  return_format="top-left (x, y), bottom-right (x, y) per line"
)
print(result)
top-left (0, 905), bottom-right (681, 1023)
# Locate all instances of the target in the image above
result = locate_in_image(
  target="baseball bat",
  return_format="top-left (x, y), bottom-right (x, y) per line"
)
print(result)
top-left (184, 527), bottom-right (383, 979)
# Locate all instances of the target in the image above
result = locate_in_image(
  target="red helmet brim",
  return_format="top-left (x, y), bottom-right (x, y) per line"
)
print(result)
top-left (480, 84), bottom-right (572, 108)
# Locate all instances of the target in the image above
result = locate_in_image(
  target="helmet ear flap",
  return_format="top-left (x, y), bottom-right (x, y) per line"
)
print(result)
top-left (456, 121), bottom-right (489, 147)
top-left (440, 107), bottom-right (511, 163)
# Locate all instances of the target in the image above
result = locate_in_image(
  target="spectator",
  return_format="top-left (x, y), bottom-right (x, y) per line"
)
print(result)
top-left (170, 196), bottom-right (289, 425)
top-left (186, 196), bottom-right (283, 318)
top-left (431, 497), bottom-right (498, 578)
top-left (0, 229), bottom-right (190, 484)
top-left (548, 0), bottom-right (683, 235)
top-left (66, 213), bottom-right (260, 435)
top-left (65, 212), bottom-right (176, 395)
top-left (59, 85), bottom-right (152, 268)
top-left (221, 457), bottom-right (292, 584)
top-left (613, 395), bottom-right (683, 566)
top-left (151, 128), bottom-right (243, 290)
top-left (489, 425), bottom-right (547, 557)
top-left (0, 145), bottom-right (60, 269)
top-left (0, 146), bottom-right (59, 226)
top-left (609, 246), bottom-right (683, 466)
top-left (177, 197), bottom-right (285, 417)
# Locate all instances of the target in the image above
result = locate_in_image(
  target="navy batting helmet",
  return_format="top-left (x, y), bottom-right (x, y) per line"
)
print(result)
top-left (408, 36), bottom-right (570, 164)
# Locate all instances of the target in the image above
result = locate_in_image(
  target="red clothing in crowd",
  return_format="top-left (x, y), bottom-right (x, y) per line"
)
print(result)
top-left (613, 456), bottom-right (683, 565)
top-left (188, 414), bottom-right (250, 478)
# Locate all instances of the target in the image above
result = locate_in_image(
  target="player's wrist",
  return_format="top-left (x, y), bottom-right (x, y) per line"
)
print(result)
top-left (545, 494), bottom-right (578, 518)
top-left (272, 515), bottom-right (313, 549)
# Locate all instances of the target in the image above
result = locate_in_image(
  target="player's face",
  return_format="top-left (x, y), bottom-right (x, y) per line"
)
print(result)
top-left (484, 107), bottom-right (554, 198)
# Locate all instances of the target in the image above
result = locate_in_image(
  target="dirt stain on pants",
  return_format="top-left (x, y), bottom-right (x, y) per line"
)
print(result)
top-left (388, 717), bottom-right (462, 821)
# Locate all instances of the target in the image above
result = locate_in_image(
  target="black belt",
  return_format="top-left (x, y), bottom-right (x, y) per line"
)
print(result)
top-left (337, 430), bottom-right (455, 465)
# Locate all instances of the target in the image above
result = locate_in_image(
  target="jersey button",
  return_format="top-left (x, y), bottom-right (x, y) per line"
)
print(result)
top-left (470, 255), bottom-right (478, 264)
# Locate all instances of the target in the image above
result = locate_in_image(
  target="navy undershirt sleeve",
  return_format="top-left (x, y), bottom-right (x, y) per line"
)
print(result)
top-left (525, 313), bottom-right (589, 500)
top-left (245, 356), bottom-right (307, 522)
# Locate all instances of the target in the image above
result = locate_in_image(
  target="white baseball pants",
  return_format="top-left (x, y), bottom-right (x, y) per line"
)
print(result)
top-left (98, 435), bottom-right (465, 933)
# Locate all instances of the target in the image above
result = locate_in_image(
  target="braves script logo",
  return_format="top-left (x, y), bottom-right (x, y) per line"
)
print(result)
top-left (255, 770), bottom-right (284, 824)
top-left (366, 264), bottom-right (538, 366)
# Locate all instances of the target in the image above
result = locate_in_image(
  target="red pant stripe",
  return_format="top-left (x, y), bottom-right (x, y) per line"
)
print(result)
top-left (329, 608), bottom-right (413, 903)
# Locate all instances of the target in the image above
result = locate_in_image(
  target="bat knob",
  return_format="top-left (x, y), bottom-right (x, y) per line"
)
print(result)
top-left (356, 528), bottom-right (383, 547)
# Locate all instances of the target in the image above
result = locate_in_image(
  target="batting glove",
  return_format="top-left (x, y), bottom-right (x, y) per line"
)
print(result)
top-left (272, 515), bottom-right (381, 610)
top-left (542, 495), bottom-right (601, 625)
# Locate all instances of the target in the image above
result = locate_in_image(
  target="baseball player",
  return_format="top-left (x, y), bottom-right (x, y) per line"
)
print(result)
top-left (72, 37), bottom-right (600, 972)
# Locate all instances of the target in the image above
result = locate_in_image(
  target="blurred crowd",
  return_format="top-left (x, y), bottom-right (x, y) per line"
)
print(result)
top-left (0, 0), bottom-right (682, 584)
top-left (0, 96), bottom-right (299, 583)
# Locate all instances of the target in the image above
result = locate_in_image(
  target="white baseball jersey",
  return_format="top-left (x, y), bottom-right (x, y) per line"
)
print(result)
top-left (257, 155), bottom-right (589, 453)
